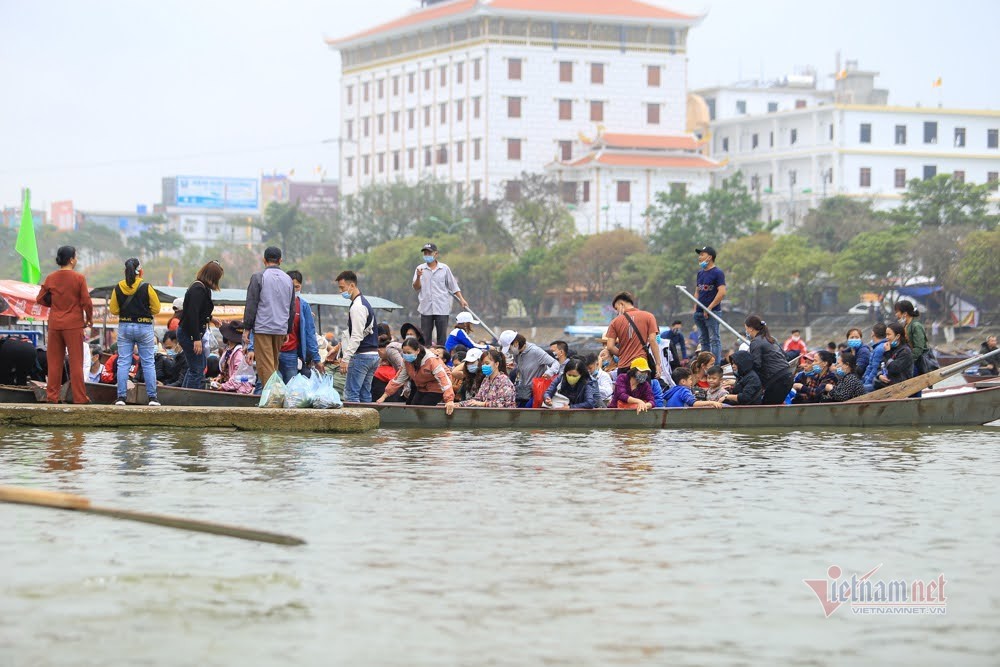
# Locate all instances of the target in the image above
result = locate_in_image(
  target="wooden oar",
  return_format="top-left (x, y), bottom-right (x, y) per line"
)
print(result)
top-left (0, 486), bottom-right (305, 546)
top-left (847, 348), bottom-right (1000, 402)
top-left (452, 294), bottom-right (499, 341)
top-left (674, 285), bottom-right (750, 345)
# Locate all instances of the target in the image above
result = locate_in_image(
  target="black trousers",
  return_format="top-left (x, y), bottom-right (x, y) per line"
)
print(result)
top-left (421, 314), bottom-right (449, 346)
top-left (408, 389), bottom-right (444, 406)
top-left (761, 372), bottom-right (794, 405)
top-left (0, 339), bottom-right (38, 385)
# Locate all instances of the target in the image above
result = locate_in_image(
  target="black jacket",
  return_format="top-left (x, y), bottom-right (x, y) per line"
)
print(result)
top-left (180, 281), bottom-right (214, 339)
top-left (730, 350), bottom-right (762, 405)
top-left (884, 343), bottom-right (914, 384)
top-left (829, 372), bottom-right (865, 402)
top-left (749, 334), bottom-right (791, 383)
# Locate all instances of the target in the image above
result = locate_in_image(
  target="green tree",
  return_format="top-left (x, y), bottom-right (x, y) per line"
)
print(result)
top-left (566, 229), bottom-right (646, 300)
top-left (618, 252), bottom-right (691, 315)
top-left (720, 232), bottom-right (774, 312)
top-left (831, 228), bottom-right (914, 304)
top-left (254, 202), bottom-right (317, 262)
top-left (754, 234), bottom-right (832, 323)
top-left (954, 228), bottom-right (1000, 303)
top-left (130, 215), bottom-right (185, 260)
top-left (892, 173), bottom-right (999, 229)
top-left (341, 179), bottom-right (458, 254)
top-left (796, 196), bottom-right (883, 252)
top-left (501, 172), bottom-right (577, 252)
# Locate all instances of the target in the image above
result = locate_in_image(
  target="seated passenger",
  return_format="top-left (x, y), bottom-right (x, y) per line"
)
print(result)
top-left (611, 358), bottom-right (656, 413)
top-left (458, 348), bottom-right (516, 409)
top-left (585, 352), bottom-right (614, 406)
top-left (453, 348), bottom-right (484, 402)
top-left (826, 350), bottom-right (866, 402)
top-left (797, 350), bottom-right (838, 402)
top-left (862, 323), bottom-right (888, 392)
top-left (662, 367), bottom-right (724, 408)
top-left (845, 327), bottom-right (871, 379)
top-left (874, 322), bottom-right (913, 389)
top-left (444, 312), bottom-right (482, 353)
top-left (704, 365), bottom-right (730, 403)
top-left (688, 351), bottom-right (716, 400)
top-left (376, 337), bottom-right (455, 410)
top-left (212, 321), bottom-right (253, 394)
top-left (543, 357), bottom-right (600, 409)
top-left (723, 352), bottom-right (762, 405)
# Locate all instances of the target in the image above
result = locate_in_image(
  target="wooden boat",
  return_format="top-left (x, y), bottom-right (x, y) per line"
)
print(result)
top-left (346, 385), bottom-right (1000, 429)
top-left (156, 384), bottom-right (258, 408)
top-left (0, 385), bottom-right (36, 403)
top-left (27, 381), bottom-right (120, 404)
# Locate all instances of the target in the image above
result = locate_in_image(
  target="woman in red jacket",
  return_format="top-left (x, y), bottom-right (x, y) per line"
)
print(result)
top-left (38, 246), bottom-right (93, 403)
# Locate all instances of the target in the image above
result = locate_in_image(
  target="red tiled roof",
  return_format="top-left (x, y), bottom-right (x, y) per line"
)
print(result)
top-left (597, 133), bottom-right (700, 151)
top-left (330, 0), bottom-right (695, 46)
top-left (566, 153), bottom-right (719, 169)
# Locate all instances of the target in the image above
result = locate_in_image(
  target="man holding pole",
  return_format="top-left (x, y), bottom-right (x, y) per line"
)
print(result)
top-left (693, 246), bottom-right (726, 362)
top-left (412, 242), bottom-right (468, 345)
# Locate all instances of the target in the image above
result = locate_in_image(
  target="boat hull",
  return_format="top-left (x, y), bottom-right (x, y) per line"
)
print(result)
top-left (0, 385), bottom-right (36, 403)
top-left (348, 386), bottom-right (1000, 429)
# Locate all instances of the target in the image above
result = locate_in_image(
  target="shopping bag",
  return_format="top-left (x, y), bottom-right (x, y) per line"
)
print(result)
top-left (258, 372), bottom-right (286, 408)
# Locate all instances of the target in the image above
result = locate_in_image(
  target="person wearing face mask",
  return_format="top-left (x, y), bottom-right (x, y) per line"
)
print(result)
top-left (497, 330), bottom-right (560, 407)
top-left (894, 300), bottom-right (928, 375)
top-left (843, 328), bottom-right (871, 378)
top-left (862, 323), bottom-right (888, 392)
top-left (336, 270), bottom-right (380, 403)
top-left (797, 350), bottom-right (838, 403)
top-left (826, 351), bottom-right (866, 401)
top-left (875, 322), bottom-right (914, 389)
top-left (459, 348), bottom-right (516, 409)
top-left (275, 269), bottom-right (321, 383)
top-left (412, 242), bottom-right (468, 346)
top-left (692, 245), bottom-right (726, 362)
top-left (782, 329), bottom-right (808, 360)
top-left (377, 336), bottom-right (456, 411)
top-left (542, 357), bottom-right (600, 409)
top-left (454, 347), bottom-right (485, 402)
top-left (584, 352), bottom-right (614, 407)
top-left (612, 358), bottom-right (657, 413)
top-left (744, 314), bottom-right (795, 405)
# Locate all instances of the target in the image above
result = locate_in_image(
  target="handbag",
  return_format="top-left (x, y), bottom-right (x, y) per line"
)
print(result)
top-left (621, 311), bottom-right (658, 371)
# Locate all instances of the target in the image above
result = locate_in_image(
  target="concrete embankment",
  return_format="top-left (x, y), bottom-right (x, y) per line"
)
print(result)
top-left (0, 404), bottom-right (379, 433)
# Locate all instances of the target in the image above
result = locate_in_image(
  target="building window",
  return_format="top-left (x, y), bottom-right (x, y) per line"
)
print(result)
top-left (895, 125), bottom-right (907, 145)
top-left (423, 69), bottom-right (431, 90)
top-left (767, 101), bottom-right (778, 113)
top-left (988, 172), bottom-right (999, 191)
top-left (346, 85), bottom-right (353, 105)
top-left (439, 102), bottom-right (447, 124)
top-left (392, 111), bottom-right (399, 132)
top-left (559, 61), bottom-right (573, 83)
top-left (456, 99), bottom-right (464, 122)
top-left (617, 181), bottom-right (631, 202)
top-left (590, 100), bottom-right (604, 122)
top-left (924, 121), bottom-right (937, 144)
top-left (474, 138), bottom-right (481, 160)
top-left (647, 65), bottom-right (661, 87)
top-left (362, 117), bottom-right (370, 137)
top-left (507, 138), bottom-right (521, 160)
top-left (473, 180), bottom-right (482, 199)
top-left (736, 100), bottom-right (747, 115)
top-left (505, 180), bottom-right (522, 202)
top-left (647, 103), bottom-right (660, 124)
top-left (473, 97), bottom-right (481, 119)
top-left (473, 59), bottom-right (481, 80)
top-left (407, 108), bottom-right (415, 129)
top-left (455, 62), bottom-right (463, 84)
top-left (363, 81), bottom-right (369, 102)
top-left (582, 181), bottom-right (590, 202)
top-left (859, 167), bottom-right (871, 187)
top-left (423, 106), bottom-right (431, 127)
top-left (923, 165), bottom-right (937, 180)
top-left (790, 128), bottom-right (798, 144)
top-left (894, 169), bottom-right (906, 188)
top-left (377, 114), bottom-right (384, 135)
top-left (795, 99), bottom-right (806, 109)
top-left (362, 155), bottom-right (370, 175)
top-left (392, 151), bottom-right (400, 171)
top-left (508, 96), bottom-right (521, 119)
top-left (721, 137), bottom-right (729, 152)
top-left (706, 98), bottom-right (716, 120)
top-left (424, 147), bottom-right (432, 167)
top-left (988, 129), bottom-right (999, 149)
top-left (437, 144), bottom-right (447, 164)
top-left (407, 72), bottom-right (415, 93)
top-left (752, 133), bottom-right (759, 149)
top-left (559, 140), bottom-right (572, 161)
top-left (561, 182), bottom-right (577, 204)
top-left (392, 76), bottom-right (399, 96)
top-left (952, 170), bottom-right (965, 183)
top-left (508, 58), bottom-right (522, 80)
top-left (954, 127), bottom-right (966, 147)
top-left (860, 123), bottom-right (871, 143)
top-left (591, 63), bottom-right (604, 84)
top-left (377, 79), bottom-right (384, 99)
top-left (346, 157), bottom-right (353, 177)
top-left (829, 124), bottom-right (834, 140)
top-left (769, 131), bottom-right (774, 147)
top-left (558, 99), bottom-right (572, 121)
top-left (346, 120), bottom-right (354, 139)
top-left (408, 148), bottom-right (415, 169)
top-left (439, 65), bottom-right (447, 87)
top-left (377, 153), bottom-right (384, 173)
top-left (789, 170), bottom-right (797, 186)
top-left (456, 141), bottom-right (464, 163)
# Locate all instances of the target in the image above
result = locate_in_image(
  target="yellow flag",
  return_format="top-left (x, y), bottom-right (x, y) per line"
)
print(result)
top-left (836, 69), bottom-right (847, 80)
top-left (932, 77), bottom-right (942, 88)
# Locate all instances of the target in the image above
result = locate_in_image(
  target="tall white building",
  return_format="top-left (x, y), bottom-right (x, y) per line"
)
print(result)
top-left (694, 63), bottom-right (1000, 227)
top-left (328, 0), bottom-right (719, 235)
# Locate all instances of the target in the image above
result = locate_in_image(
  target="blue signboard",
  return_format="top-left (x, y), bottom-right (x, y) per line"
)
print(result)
top-left (175, 176), bottom-right (259, 210)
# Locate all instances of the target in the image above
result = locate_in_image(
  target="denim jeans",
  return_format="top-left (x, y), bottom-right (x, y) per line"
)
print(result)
top-left (278, 350), bottom-right (300, 384)
top-left (693, 310), bottom-right (722, 362)
top-left (117, 322), bottom-right (158, 400)
top-left (176, 327), bottom-right (206, 389)
top-left (344, 353), bottom-right (379, 402)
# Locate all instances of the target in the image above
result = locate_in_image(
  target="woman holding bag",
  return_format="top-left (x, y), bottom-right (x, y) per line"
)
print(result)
top-left (38, 246), bottom-right (93, 404)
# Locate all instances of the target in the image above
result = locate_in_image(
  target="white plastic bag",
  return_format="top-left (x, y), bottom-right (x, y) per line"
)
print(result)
top-left (283, 373), bottom-right (313, 409)
top-left (233, 357), bottom-right (256, 384)
top-left (312, 372), bottom-right (343, 409)
top-left (258, 372), bottom-right (286, 408)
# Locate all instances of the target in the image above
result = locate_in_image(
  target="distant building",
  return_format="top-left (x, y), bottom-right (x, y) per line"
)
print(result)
top-left (328, 0), bottom-right (718, 235)
top-left (289, 180), bottom-right (339, 218)
top-left (1, 207), bottom-right (46, 228)
top-left (75, 210), bottom-right (146, 238)
top-left (694, 61), bottom-right (1000, 227)
top-left (160, 176), bottom-right (262, 250)
top-left (50, 201), bottom-right (76, 231)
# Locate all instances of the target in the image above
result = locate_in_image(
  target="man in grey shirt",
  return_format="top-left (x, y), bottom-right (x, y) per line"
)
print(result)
top-left (498, 330), bottom-right (560, 407)
top-left (243, 246), bottom-right (295, 388)
top-left (412, 241), bottom-right (468, 345)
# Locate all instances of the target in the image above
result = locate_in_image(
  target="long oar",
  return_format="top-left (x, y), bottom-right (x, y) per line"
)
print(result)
top-left (674, 285), bottom-right (750, 346)
top-left (452, 294), bottom-right (499, 341)
top-left (0, 486), bottom-right (306, 546)
top-left (847, 348), bottom-right (1000, 402)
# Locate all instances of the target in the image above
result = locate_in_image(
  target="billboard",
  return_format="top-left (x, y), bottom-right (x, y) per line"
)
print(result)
top-left (51, 200), bottom-right (75, 230)
top-left (175, 176), bottom-right (259, 211)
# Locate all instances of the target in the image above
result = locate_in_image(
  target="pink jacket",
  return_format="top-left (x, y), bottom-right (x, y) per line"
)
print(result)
top-left (218, 345), bottom-right (254, 394)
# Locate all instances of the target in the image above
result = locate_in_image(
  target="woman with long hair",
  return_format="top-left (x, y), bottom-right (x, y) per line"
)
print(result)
top-left (875, 322), bottom-right (914, 389)
top-left (178, 260), bottom-right (223, 389)
top-left (110, 258), bottom-right (161, 406)
top-left (38, 246), bottom-right (93, 404)
top-left (845, 327), bottom-right (871, 378)
top-left (894, 300), bottom-right (928, 375)
top-left (459, 348), bottom-right (516, 409)
top-left (543, 357), bottom-right (600, 409)
top-left (744, 314), bottom-right (794, 405)
top-left (375, 336), bottom-right (455, 410)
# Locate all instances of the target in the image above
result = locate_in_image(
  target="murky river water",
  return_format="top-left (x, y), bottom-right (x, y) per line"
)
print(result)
top-left (2, 424), bottom-right (999, 666)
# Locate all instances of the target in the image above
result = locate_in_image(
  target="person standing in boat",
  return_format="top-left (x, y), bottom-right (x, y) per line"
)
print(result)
top-left (693, 245), bottom-right (726, 362)
top-left (606, 291), bottom-right (660, 380)
top-left (337, 270), bottom-right (380, 403)
top-left (894, 300), bottom-right (929, 375)
top-left (874, 323), bottom-right (914, 389)
top-left (743, 315), bottom-right (794, 405)
top-left (277, 270), bottom-right (321, 383)
top-left (38, 246), bottom-right (93, 404)
top-left (412, 242), bottom-right (468, 346)
top-left (178, 260), bottom-right (224, 390)
top-left (243, 247), bottom-right (295, 388)
top-left (110, 258), bottom-right (161, 406)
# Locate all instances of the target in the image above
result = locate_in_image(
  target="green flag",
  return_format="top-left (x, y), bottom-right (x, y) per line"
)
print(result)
top-left (15, 188), bottom-right (41, 284)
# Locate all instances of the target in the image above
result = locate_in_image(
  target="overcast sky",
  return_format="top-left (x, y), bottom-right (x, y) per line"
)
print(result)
top-left (1, 0), bottom-right (997, 213)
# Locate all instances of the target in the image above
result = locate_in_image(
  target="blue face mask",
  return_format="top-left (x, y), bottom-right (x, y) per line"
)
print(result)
top-left (809, 364), bottom-right (821, 375)
top-left (423, 255), bottom-right (435, 264)
top-left (340, 291), bottom-right (352, 300)
top-left (835, 368), bottom-right (846, 377)
top-left (891, 340), bottom-right (899, 348)
top-left (481, 365), bottom-right (494, 377)
top-left (699, 261), bottom-right (709, 269)
top-left (590, 370), bottom-right (600, 379)
top-left (402, 353), bottom-right (418, 363)
top-left (466, 363), bottom-right (478, 373)
top-left (847, 339), bottom-right (862, 349)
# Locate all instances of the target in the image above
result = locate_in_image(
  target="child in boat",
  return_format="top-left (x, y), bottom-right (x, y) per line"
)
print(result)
top-left (723, 352), bottom-right (762, 405)
top-left (688, 351), bottom-right (716, 400)
top-left (662, 368), bottom-right (724, 408)
top-left (585, 352), bottom-right (614, 407)
top-left (826, 350), bottom-right (866, 401)
top-left (704, 365), bottom-right (729, 403)
top-left (212, 321), bottom-right (254, 394)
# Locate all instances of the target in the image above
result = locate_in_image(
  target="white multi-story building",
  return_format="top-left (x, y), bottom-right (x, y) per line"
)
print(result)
top-left (694, 64), bottom-right (1000, 227)
top-left (328, 0), bottom-right (719, 235)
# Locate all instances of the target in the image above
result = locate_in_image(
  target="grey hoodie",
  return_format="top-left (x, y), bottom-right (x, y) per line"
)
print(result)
top-left (244, 265), bottom-right (295, 336)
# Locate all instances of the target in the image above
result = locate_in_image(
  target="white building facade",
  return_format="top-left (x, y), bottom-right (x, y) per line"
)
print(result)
top-left (329, 0), bottom-right (716, 235)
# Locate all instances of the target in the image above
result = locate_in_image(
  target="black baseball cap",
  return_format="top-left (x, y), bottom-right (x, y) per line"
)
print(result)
top-left (421, 242), bottom-right (438, 252)
top-left (695, 246), bottom-right (717, 260)
top-left (264, 246), bottom-right (282, 261)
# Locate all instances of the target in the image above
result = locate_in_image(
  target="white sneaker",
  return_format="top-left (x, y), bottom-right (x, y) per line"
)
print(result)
top-left (148, 400), bottom-right (161, 407)
top-left (114, 399), bottom-right (126, 406)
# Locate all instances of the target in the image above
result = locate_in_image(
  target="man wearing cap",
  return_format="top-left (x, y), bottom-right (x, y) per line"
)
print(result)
top-left (412, 242), bottom-right (468, 346)
top-left (693, 245), bottom-right (726, 362)
top-left (167, 298), bottom-right (184, 331)
top-left (243, 246), bottom-right (296, 389)
top-left (497, 330), bottom-right (560, 407)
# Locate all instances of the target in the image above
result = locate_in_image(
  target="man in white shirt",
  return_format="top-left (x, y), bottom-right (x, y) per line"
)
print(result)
top-left (412, 242), bottom-right (468, 346)
top-left (336, 270), bottom-right (380, 403)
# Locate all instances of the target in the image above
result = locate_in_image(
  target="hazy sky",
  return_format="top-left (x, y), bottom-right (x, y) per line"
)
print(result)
top-left (2, 0), bottom-right (997, 213)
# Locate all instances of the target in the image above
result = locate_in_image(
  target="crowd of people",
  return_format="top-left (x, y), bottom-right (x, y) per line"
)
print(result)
top-left (2, 241), bottom-right (995, 411)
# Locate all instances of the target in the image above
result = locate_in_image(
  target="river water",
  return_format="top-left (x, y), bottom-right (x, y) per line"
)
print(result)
top-left (2, 424), bottom-right (998, 666)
